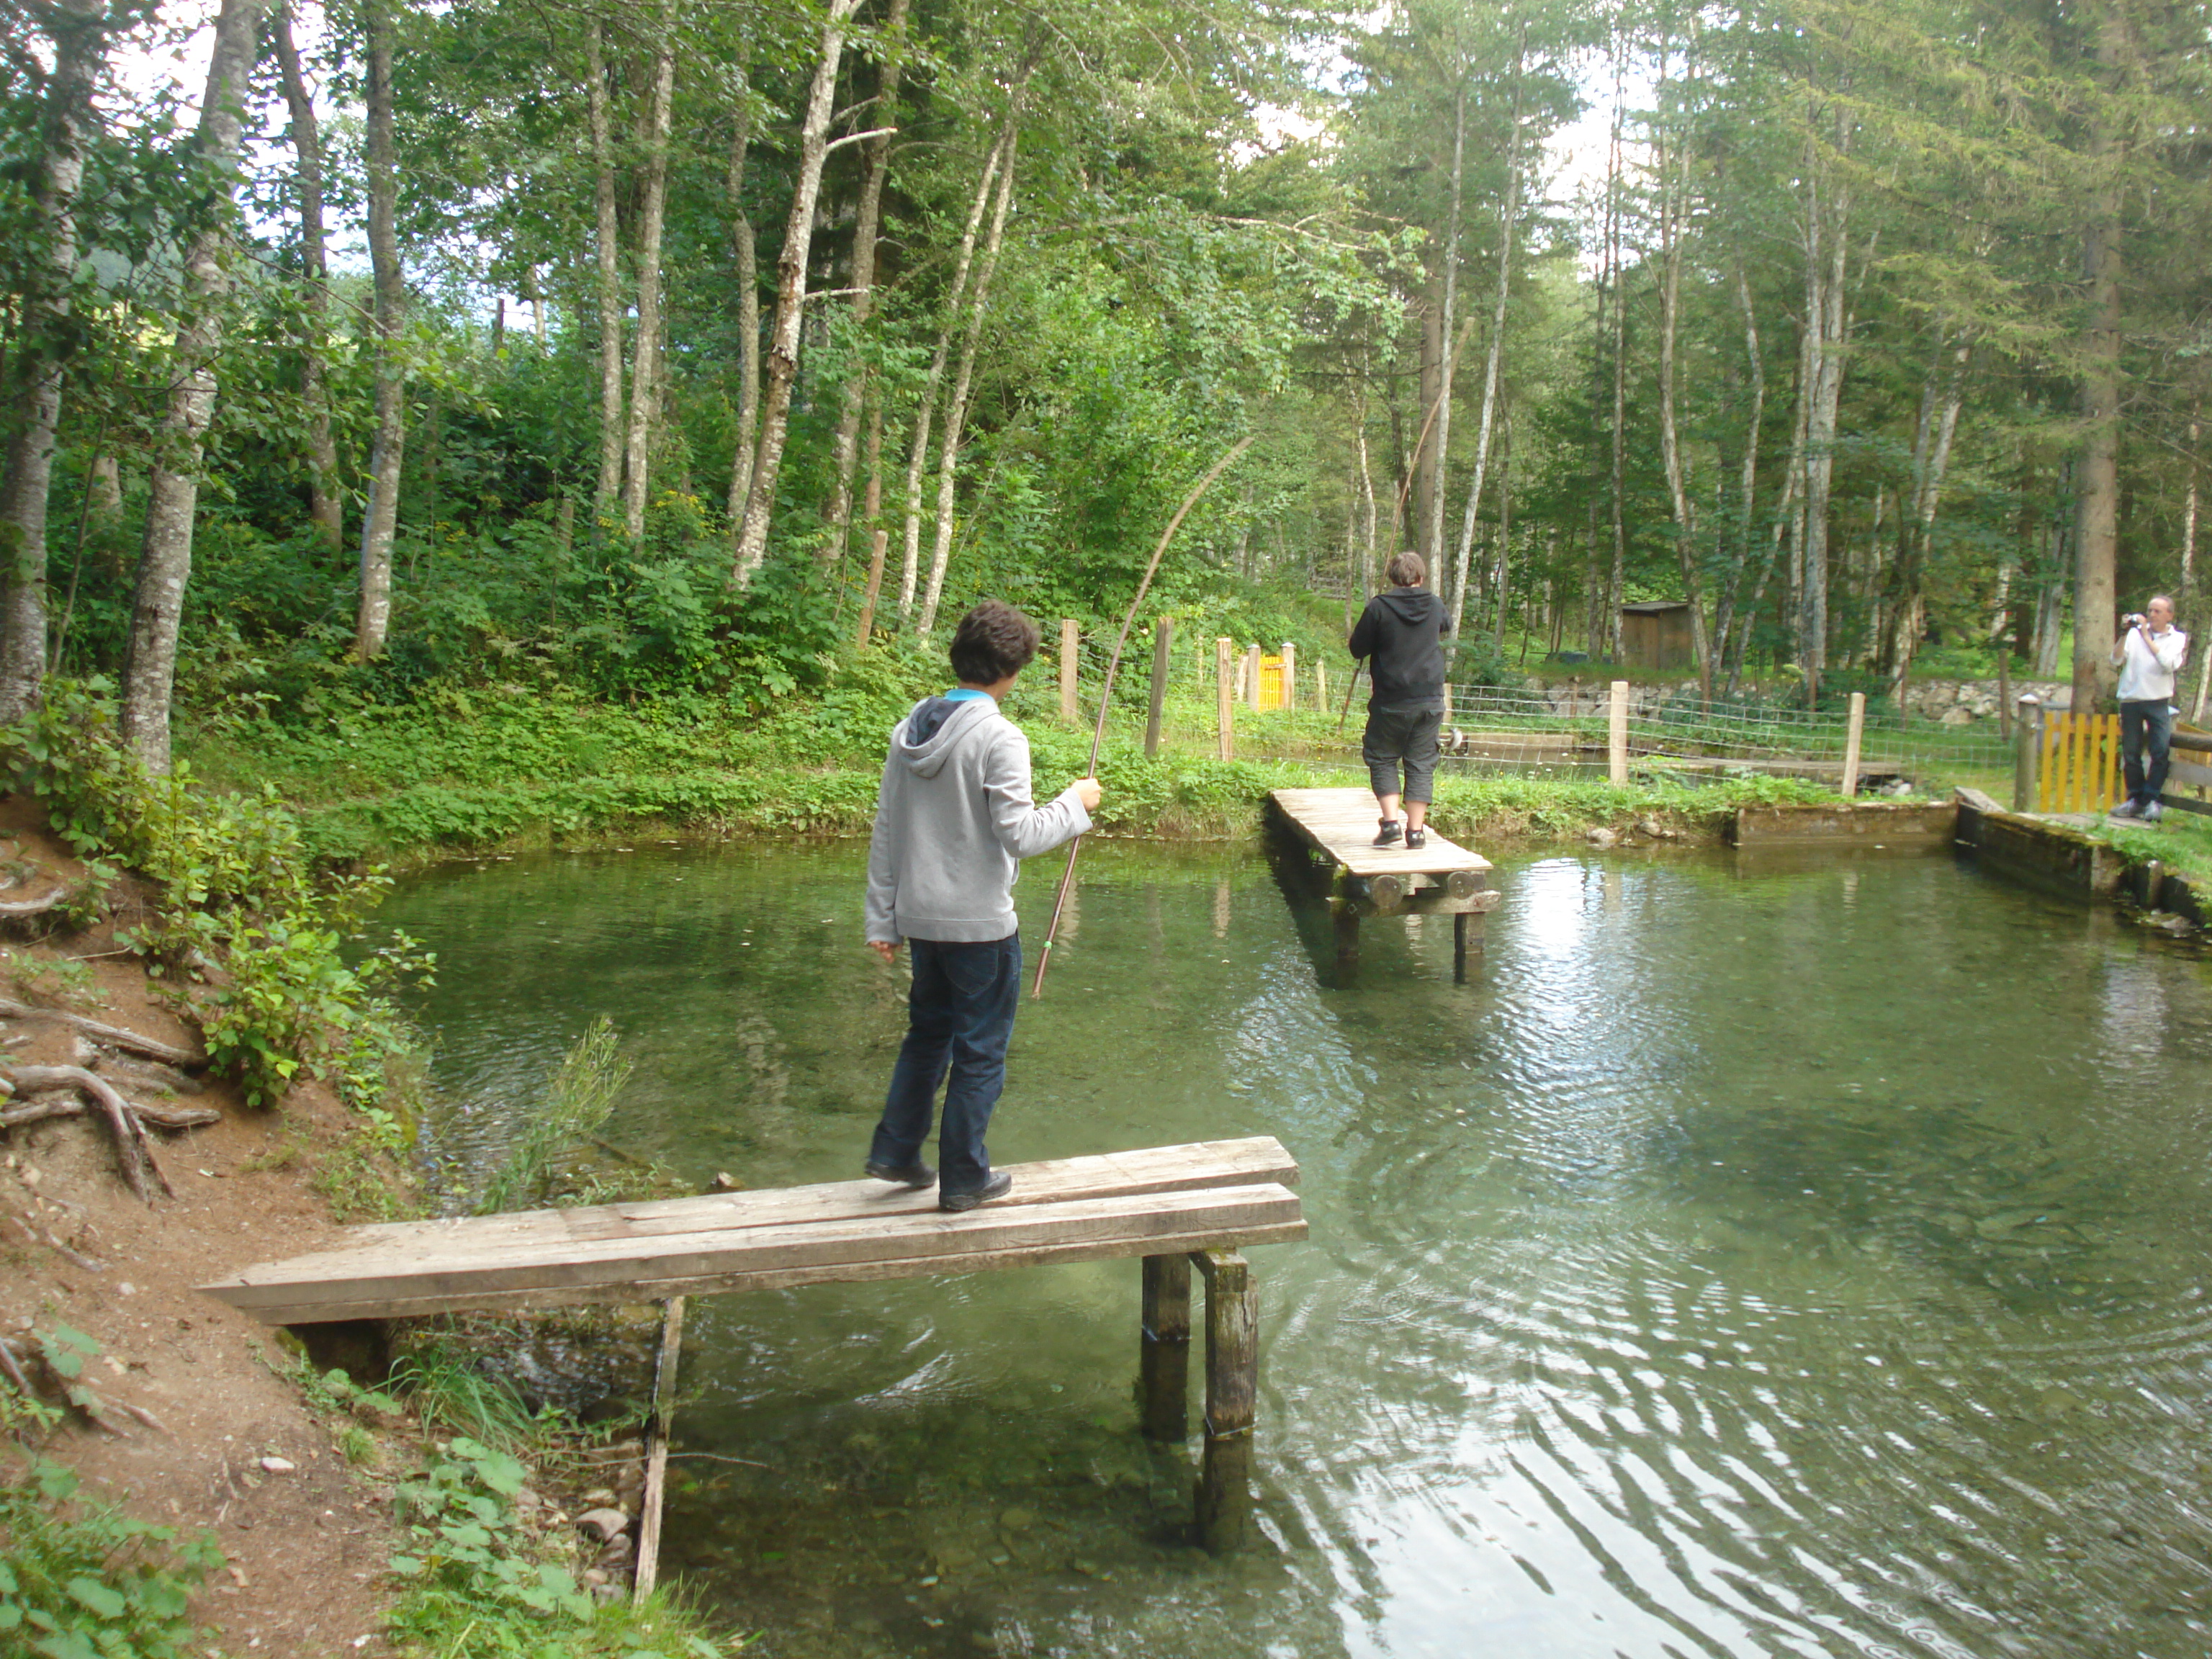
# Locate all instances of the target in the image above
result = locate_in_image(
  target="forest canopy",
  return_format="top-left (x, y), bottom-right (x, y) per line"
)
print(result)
top-left (1, 0), bottom-right (2207, 770)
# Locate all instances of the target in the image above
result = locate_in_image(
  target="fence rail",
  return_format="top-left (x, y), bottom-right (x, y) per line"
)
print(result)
top-left (1020, 621), bottom-right (2018, 799)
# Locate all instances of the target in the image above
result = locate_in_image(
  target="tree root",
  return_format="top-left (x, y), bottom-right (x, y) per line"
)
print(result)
top-left (0, 1066), bottom-right (178, 1203)
top-left (0, 997), bottom-right (203, 1067)
top-left (0, 886), bottom-right (72, 917)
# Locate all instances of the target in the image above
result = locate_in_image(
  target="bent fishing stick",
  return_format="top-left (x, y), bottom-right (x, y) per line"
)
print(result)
top-left (1337, 317), bottom-right (1478, 734)
top-left (1030, 433), bottom-right (1257, 998)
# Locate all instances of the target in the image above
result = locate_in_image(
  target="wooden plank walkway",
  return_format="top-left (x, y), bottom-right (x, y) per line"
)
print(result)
top-left (1267, 787), bottom-right (1499, 978)
top-left (200, 1136), bottom-right (1305, 1554)
top-left (202, 1137), bottom-right (1303, 1326)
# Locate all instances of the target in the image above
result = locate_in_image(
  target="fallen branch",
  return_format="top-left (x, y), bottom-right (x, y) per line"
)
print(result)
top-left (0, 997), bottom-right (203, 1068)
top-left (0, 886), bottom-right (72, 917)
top-left (0, 1336), bottom-right (28, 1395)
top-left (114, 1399), bottom-right (170, 1435)
top-left (1, 1066), bottom-right (174, 1203)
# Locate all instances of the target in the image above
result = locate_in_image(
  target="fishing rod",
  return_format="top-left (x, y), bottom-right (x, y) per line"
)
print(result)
top-left (1338, 316), bottom-right (1477, 733)
top-left (1030, 433), bottom-right (1257, 999)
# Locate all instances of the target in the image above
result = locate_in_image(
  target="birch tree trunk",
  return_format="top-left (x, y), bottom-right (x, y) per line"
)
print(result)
top-left (1445, 35), bottom-right (1526, 652)
top-left (621, 14), bottom-right (675, 541)
top-left (916, 127), bottom-right (1019, 636)
top-left (120, 0), bottom-right (272, 771)
top-left (353, 0), bottom-right (406, 662)
top-left (724, 83), bottom-right (761, 535)
top-left (2072, 0), bottom-right (2129, 712)
top-left (587, 22), bottom-right (625, 526)
top-left (272, 3), bottom-right (342, 554)
top-left (1709, 267), bottom-right (1765, 679)
top-left (1653, 71), bottom-right (1712, 698)
top-left (731, 0), bottom-right (865, 587)
top-left (897, 131), bottom-right (1006, 621)
top-left (0, 0), bottom-right (107, 722)
top-left (1423, 82), bottom-right (1467, 587)
top-left (1797, 112), bottom-right (1851, 693)
top-left (822, 0), bottom-right (909, 572)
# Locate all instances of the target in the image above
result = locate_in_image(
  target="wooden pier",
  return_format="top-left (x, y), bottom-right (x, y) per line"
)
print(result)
top-left (201, 1137), bottom-right (1305, 1554)
top-left (1267, 787), bottom-right (1498, 978)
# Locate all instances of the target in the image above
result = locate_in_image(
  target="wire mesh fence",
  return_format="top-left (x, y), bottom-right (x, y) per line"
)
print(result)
top-left (1014, 623), bottom-right (2018, 798)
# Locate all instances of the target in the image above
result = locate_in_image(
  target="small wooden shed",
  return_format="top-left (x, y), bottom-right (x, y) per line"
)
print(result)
top-left (1619, 601), bottom-right (1694, 671)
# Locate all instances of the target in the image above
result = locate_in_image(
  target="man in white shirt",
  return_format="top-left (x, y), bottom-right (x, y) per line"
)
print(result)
top-left (2110, 594), bottom-right (2188, 821)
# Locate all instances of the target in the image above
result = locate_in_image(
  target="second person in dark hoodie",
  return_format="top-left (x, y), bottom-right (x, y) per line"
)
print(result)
top-left (1346, 552), bottom-right (1450, 849)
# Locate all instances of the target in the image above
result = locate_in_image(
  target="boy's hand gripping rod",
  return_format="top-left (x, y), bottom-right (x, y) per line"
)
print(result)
top-left (1030, 436), bottom-right (1256, 998)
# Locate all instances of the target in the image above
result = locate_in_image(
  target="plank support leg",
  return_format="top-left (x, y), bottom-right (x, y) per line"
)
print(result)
top-left (1138, 1253), bottom-right (1190, 1441)
top-left (634, 1295), bottom-right (685, 1602)
top-left (1332, 902), bottom-right (1359, 961)
top-left (1454, 910), bottom-right (1470, 982)
top-left (1190, 1249), bottom-right (1256, 1553)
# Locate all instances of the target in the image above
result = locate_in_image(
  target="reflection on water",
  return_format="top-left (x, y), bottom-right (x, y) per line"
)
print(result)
top-left (380, 840), bottom-right (2212, 1657)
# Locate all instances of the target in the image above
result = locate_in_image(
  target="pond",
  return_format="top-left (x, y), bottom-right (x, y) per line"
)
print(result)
top-left (379, 838), bottom-right (2212, 1658)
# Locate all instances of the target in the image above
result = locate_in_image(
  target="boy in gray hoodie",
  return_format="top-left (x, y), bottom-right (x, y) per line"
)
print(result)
top-left (863, 601), bottom-right (1102, 1211)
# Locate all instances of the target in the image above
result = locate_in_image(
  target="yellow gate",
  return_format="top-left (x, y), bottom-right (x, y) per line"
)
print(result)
top-left (2036, 711), bottom-right (2123, 814)
top-left (1258, 655), bottom-right (1287, 711)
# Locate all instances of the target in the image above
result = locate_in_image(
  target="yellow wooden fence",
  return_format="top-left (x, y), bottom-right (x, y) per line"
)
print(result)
top-left (2036, 711), bottom-right (2123, 814)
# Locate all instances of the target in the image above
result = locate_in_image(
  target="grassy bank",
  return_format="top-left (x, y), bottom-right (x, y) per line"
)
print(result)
top-left (184, 666), bottom-right (1849, 865)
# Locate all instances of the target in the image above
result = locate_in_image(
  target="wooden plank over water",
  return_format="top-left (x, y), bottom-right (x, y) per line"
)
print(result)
top-left (1269, 787), bottom-right (1492, 879)
top-left (201, 1140), bottom-right (1306, 1326)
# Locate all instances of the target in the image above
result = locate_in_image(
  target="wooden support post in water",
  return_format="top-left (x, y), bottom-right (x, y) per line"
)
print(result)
top-left (1246, 643), bottom-right (1263, 710)
top-left (2015, 695), bottom-right (2041, 813)
top-left (1060, 619), bottom-right (1080, 724)
top-left (1139, 1253), bottom-right (1191, 1441)
top-left (1841, 691), bottom-right (1866, 798)
top-left (1145, 619), bottom-right (1173, 757)
top-left (1191, 1249), bottom-right (1256, 1553)
top-left (1216, 637), bottom-right (1235, 760)
top-left (633, 1295), bottom-right (686, 1602)
top-left (1332, 902), bottom-right (1359, 963)
top-left (1609, 680), bottom-right (1630, 786)
top-left (1453, 910), bottom-right (1470, 981)
top-left (1280, 642), bottom-right (1298, 712)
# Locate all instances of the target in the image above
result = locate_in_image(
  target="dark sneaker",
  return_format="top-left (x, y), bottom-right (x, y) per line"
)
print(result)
top-left (2144, 800), bottom-right (2165, 823)
top-left (1373, 819), bottom-right (1403, 847)
top-left (865, 1159), bottom-right (936, 1188)
top-left (1405, 827), bottom-right (1427, 850)
top-left (2110, 799), bottom-right (2143, 819)
top-left (939, 1171), bottom-right (1013, 1213)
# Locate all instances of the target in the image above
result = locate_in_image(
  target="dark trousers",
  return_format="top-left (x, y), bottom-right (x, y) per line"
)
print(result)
top-left (870, 934), bottom-right (1021, 1194)
top-left (1363, 707), bottom-right (1443, 804)
top-left (2121, 698), bottom-right (2176, 804)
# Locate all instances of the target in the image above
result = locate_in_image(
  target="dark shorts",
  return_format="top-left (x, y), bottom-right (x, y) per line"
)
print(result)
top-left (1363, 707), bottom-right (1443, 804)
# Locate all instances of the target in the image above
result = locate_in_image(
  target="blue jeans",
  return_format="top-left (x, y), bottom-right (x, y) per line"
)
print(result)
top-left (2121, 698), bottom-right (2175, 804)
top-left (870, 934), bottom-right (1021, 1194)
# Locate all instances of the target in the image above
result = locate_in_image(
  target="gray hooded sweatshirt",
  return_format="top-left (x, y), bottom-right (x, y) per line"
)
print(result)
top-left (864, 695), bottom-right (1093, 944)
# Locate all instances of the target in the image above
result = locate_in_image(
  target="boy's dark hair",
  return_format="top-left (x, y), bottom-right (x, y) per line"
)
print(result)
top-left (1386, 551), bottom-right (1426, 588)
top-left (950, 600), bottom-right (1041, 684)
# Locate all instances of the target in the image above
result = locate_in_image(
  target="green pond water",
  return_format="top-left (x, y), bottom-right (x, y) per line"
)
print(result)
top-left (378, 839), bottom-right (2212, 1658)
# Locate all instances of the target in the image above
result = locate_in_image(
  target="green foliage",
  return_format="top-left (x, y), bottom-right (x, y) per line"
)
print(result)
top-left (4, 679), bottom-right (433, 1109)
top-left (0, 1455), bottom-right (225, 1659)
top-left (475, 1017), bottom-right (633, 1215)
top-left (386, 1346), bottom-right (543, 1455)
top-left (312, 1105), bottom-right (420, 1223)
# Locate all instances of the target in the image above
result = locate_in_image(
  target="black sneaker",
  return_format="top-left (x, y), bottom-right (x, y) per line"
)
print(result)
top-left (1405, 827), bottom-right (1427, 850)
top-left (1373, 819), bottom-right (1403, 847)
top-left (939, 1171), bottom-right (1013, 1213)
top-left (865, 1158), bottom-right (936, 1188)
top-left (2110, 799), bottom-right (2144, 819)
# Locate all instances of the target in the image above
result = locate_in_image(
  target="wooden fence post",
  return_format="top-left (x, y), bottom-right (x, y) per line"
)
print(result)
top-left (1245, 644), bottom-right (1262, 710)
top-left (1609, 680), bottom-right (1629, 786)
top-left (1145, 619), bottom-right (1173, 758)
top-left (1315, 659), bottom-right (1328, 716)
top-left (1192, 1249), bottom-right (1256, 1553)
top-left (1216, 637), bottom-right (1234, 760)
top-left (1280, 642), bottom-right (1297, 712)
top-left (1060, 619), bottom-right (1079, 724)
top-left (1841, 691), bottom-right (1866, 798)
top-left (1139, 1254), bottom-right (1190, 1442)
top-left (2014, 695), bottom-right (2041, 813)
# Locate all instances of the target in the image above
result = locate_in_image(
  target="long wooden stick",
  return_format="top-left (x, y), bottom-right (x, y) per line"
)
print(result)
top-left (1339, 319), bottom-right (1475, 734)
top-left (1031, 435), bottom-right (1256, 997)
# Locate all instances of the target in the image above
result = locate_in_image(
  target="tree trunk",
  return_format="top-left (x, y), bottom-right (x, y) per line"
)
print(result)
top-left (1354, 380), bottom-right (1378, 598)
top-left (1798, 114), bottom-right (1851, 694)
top-left (0, 0), bottom-right (107, 723)
top-left (732, 0), bottom-right (866, 587)
top-left (587, 21), bottom-right (625, 526)
top-left (118, 0), bottom-right (271, 771)
top-left (1446, 32), bottom-right (1525, 654)
top-left (353, 0), bottom-right (405, 662)
top-left (897, 130), bottom-right (1007, 621)
top-left (621, 12), bottom-right (675, 541)
top-left (2072, 0), bottom-right (2129, 712)
top-left (725, 84), bottom-right (762, 536)
top-left (1653, 69), bottom-right (1712, 699)
top-left (1709, 266), bottom-right (1766, 682)
top-left (1424, 82), bottom-right (1467, 585)
top-left (916, 124), bottom-right (1019, 635)
top-left (272, 3), bottom-right (342, 553)
top-left (822, 0), bottom-right (909, 572)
